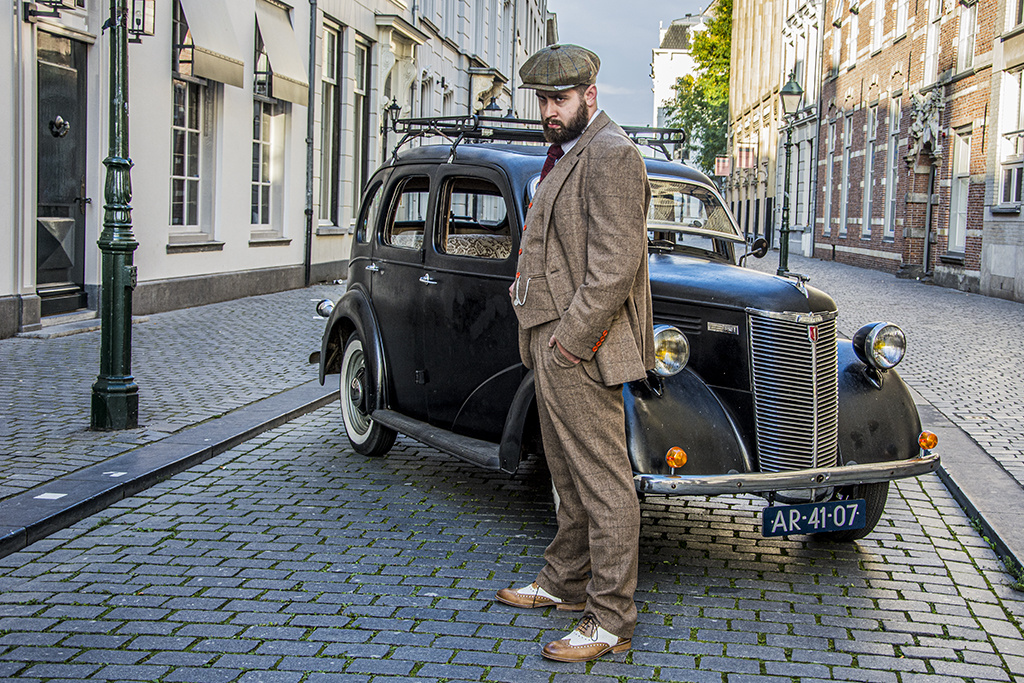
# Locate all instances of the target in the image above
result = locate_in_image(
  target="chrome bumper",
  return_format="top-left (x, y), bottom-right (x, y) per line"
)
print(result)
top-left (634, 452), bottom-right (940, 496)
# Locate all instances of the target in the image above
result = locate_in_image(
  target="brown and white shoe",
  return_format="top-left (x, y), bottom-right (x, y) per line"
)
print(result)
top-left (494, 582), bottom-right (586, 611)
top-left (541, 614), bottom-right (631, 662)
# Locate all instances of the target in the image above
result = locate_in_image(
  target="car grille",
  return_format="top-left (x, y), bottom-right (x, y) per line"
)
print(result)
top-left (747, 309), bottom-right (839, 473)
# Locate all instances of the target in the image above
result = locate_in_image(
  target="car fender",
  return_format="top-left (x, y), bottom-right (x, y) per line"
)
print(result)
top-left (626, 369), bottom-right (752, 476)
top-left (319, 285), bottom-right (388, 413)
top-left (837, 341), bottom-right (922, 465)
top-left (498, 370), bottom-right (537, 474)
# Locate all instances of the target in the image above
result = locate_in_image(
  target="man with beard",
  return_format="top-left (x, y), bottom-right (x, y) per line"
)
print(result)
top-left (496, 44), bottom-right (654, 663)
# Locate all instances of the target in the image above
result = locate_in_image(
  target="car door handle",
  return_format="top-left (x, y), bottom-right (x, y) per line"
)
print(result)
top-left (419, 274), bottom-right (438, 285)
top-left (365, 263), bottom-right (381, 273)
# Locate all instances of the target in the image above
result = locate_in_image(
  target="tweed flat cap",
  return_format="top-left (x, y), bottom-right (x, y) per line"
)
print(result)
top-left (519, 44), bottom-right (600, 90)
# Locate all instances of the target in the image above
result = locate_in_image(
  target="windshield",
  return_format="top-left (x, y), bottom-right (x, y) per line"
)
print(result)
top-left (647, 177), bottom-right (742, 256)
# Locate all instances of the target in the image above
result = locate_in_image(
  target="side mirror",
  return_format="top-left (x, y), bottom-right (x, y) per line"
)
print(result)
top-left (739, 236), bottom-right (769, 266)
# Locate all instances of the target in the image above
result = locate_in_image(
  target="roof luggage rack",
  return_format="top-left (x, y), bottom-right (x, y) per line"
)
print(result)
top-left (387, 115), bottom-right (686, 162)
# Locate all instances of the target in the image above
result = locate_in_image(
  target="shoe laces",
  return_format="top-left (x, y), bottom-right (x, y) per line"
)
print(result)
top-left (575, 614), bottom-right (599, 639)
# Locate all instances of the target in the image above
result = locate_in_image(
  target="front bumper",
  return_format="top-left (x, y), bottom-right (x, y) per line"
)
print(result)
top-left (634, 451), bottom-right (939, 496)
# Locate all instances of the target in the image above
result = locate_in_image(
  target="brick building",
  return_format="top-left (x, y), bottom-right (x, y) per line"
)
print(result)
top-left (816, 0), bottom-right (1017, 299)
top-left (729, 0), bottom-right (1024, 302)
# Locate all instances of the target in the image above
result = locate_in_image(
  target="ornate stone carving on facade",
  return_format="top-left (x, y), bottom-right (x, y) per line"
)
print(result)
top-left (905, 89), bottom-right (945, 167)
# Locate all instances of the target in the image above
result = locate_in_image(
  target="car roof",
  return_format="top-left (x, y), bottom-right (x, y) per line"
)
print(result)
top-left (388, 142), bottom-right (719, 191)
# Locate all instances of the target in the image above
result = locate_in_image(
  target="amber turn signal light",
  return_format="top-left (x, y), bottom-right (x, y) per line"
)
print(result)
top-left (918, 431), bottom-right (938, 451)
top-left (666, 446), bottom-right (688, 469)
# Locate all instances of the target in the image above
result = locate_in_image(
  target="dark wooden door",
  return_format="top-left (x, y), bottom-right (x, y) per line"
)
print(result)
top-left (36, 31), bottom-right (89, 316)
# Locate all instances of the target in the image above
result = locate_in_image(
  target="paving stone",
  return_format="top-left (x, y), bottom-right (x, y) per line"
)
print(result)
top-left (1, 319), bottom-right (1023, 683)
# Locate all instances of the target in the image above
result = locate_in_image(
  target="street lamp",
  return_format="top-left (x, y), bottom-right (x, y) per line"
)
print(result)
top-left (381, 97), bottom-right (401, 153)
top-left (91, 0), bottom-right (142, 430)
top-left (777, 73), bottom-right (804, 276)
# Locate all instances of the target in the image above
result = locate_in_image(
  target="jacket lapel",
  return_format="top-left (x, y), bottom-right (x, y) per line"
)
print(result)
top-left (537, 111), bottom-right (613, 250)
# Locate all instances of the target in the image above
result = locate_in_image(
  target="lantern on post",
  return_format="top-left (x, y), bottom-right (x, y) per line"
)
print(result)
top-left (777, 73), bottom-right (804, 276)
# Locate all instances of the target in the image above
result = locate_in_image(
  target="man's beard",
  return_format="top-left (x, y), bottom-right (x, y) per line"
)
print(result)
top-left (543, 96), bottom-right (590, 144)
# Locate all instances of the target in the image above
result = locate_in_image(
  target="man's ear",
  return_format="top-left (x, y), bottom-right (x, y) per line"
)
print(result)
top-left (585, 84), bottom-right (598, 107)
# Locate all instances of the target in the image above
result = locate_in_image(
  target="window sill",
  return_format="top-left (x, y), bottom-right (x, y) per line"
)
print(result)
top-left (316, 225), bottom-right (350, 236)
top-left (249, 235), bottom-right (292, 247)
top-left (1001, 23), bottom-right (1024, 42)
top-left (166, 240), bottom-right (225, 254)
top-left (939, 253), bottom-right (966, 265)
top-left (991, 203), bottom-right (1022, 215)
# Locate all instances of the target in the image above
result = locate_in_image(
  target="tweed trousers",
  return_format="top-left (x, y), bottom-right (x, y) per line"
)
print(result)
top-left (529, 321), bottom-right (641, 639)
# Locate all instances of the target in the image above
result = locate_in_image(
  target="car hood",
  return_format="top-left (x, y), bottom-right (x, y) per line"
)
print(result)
top-left (649, 252), bottom-right (837, 314)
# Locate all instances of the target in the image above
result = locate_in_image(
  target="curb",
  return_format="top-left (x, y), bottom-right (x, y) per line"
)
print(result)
top-left (921, 401), bottom-right (1024, 576)
top-left (0, 379), bottom-right (336, 560)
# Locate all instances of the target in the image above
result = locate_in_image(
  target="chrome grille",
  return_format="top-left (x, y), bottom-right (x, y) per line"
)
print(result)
top-left (747, 309), bottom-right (839, 473)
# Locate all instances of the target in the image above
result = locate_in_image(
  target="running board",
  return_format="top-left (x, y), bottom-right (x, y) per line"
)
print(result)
top-left (371, 409), bottom-right (501, 470)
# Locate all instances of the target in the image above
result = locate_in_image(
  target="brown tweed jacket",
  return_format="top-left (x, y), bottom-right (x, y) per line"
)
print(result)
top-left (513, 111), bottom-right (654, 386)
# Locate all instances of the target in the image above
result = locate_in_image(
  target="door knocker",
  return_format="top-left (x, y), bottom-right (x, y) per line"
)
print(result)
top-left (49, 116), bottom-right (70, 138)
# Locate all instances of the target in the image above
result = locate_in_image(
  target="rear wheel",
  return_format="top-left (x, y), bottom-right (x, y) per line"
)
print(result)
top-left (818, 481), bottom-right (889, 542)
top-left (339, 335), bottom-right (396, 457)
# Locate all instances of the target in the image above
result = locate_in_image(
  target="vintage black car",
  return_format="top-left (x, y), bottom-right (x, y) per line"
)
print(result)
top-left (316, 116), bottom-right (938, 541)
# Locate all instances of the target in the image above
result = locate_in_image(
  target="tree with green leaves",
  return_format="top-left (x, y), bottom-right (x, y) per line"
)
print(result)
top-left (664, 0), bottom-right (731, 174)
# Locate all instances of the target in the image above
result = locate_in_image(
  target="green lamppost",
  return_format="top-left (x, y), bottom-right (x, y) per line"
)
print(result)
top-left (91, 0), bottom-right (138, 430)
top-left (777, 74), bottom-right (804, 276)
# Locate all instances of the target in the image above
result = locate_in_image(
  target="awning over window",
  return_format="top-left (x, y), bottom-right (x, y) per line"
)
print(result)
top-left (179, 0), bottom-right (245, 88)
top-left (255, 0), bottom-right (310, 106)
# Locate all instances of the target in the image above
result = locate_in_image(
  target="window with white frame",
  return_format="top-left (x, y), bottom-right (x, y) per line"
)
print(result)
top-left (830, 0), bottom-right (844, 75)
top-left (319, 23), bottom-right (342, 225)
top-left (839, 113), bottom-right (852, 236)
top-left (847, 6), bottom-right (859, 66)
top-left (884, 97), bottom-right (901, 238)
top-left (1000, 70), bottom-right (1024, 205)
top-left (924, 0), bottom-right (941, 84)
top-left (251, 26), bottom-right (283, 230)
top-left (352, 37), bottom-right (372, 213)
top-left (948, 130), bottom-right (971, 253)
top-left (1015, 0), bottom-right (1024, 28)
top-left (823, 121), bottom-right (836, 236)
top-left (872, 0), bottom-right (884, 51)
top-left (896, 0), bottom-right (909, 36)
top-left (474, 0), bottom-right (485, 56)
top-left (958, 0), bottom-right (977, 73)
top-left (863, 106), bottom-right (877, 237)
top-left (169, 0), bottom-right (214, 237)
top-left (444, 0), bottom-right (457, 39)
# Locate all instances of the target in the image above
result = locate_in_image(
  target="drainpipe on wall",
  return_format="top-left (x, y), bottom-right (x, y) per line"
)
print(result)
top-left (923, 161), bottom-right (935, 276)
top-left (510, 0), bottom-right (519, 116)
top-left (303, 0), bottom-right (318, 287)
top-left (13, 0), bottom-right (24, 308)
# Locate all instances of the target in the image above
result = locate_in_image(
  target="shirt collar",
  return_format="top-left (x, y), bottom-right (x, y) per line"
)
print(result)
top-left (559, 109), bottom-right (601, 155)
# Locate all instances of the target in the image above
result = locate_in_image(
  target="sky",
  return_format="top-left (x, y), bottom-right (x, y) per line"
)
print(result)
top-left (544, 0), bottom-right (708, 127)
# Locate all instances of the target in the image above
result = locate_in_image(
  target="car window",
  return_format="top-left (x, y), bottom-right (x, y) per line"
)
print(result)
top-left (647, 178), bottom-right (743, 253)
top-left (355, 181), bottom-right (383, 243)
top-left (438, 177), bottom-right (512, 260)
top-left (383, 176), bottom-right (430, 250)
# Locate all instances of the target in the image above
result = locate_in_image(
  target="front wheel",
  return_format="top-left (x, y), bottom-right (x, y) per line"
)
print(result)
top-left (339, 334), bottom-right (396, 457)
top-left (818, 481), bottom-right (889, 542)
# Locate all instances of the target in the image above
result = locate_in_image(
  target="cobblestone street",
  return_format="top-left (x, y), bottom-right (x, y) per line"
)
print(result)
top-left (1, 407), bottom-right (1022, 682)
top-left (0, 284), bottom-right (342, 502)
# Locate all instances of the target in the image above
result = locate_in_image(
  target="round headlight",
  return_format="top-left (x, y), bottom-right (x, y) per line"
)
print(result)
top-left (852, 322), bottom-right (906, 370)
top-left (653, 325), bottom-right (690, 377)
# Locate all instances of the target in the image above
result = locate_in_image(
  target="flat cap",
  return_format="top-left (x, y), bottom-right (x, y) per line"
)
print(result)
top-left (518, 44), bottom-right (600, 91)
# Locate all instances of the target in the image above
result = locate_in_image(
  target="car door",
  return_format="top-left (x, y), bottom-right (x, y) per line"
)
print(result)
top-left (419, 166), bottom-right (524, 440)
top-left (368, 169), bottom-right (434, 422)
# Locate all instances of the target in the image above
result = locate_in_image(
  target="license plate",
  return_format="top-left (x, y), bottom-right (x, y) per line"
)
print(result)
top-left (761, 499), bottom-right (866, 537)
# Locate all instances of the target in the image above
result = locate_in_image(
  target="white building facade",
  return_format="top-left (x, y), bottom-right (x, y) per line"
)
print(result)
top-left (776, 0), bottom-right (824, 254)
top-left (1, 0), bottom-right (554, 339)
top-left (651, 14), bottom-right (705, 128)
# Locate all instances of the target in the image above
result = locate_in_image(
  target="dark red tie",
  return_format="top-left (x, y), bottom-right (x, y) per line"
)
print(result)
top-left (540, 143), bottom-right (564, 181)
